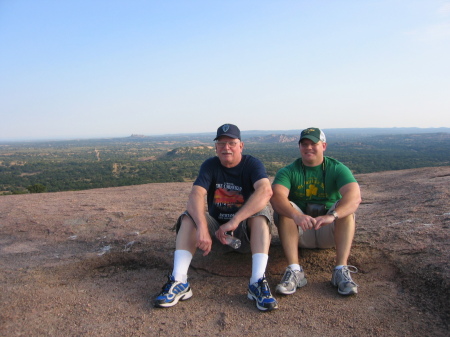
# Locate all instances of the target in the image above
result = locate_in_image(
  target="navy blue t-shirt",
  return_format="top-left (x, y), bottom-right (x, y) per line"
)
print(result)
top-left (193, 155), bottom-right (268, 223)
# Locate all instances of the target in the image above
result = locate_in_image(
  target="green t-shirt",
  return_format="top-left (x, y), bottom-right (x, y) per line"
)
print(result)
top-left (273, 156), bottom-right (357, 212)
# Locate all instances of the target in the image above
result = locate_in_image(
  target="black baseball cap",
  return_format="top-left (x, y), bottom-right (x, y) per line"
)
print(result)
top-left (214, 124), bottom-right (241, 140)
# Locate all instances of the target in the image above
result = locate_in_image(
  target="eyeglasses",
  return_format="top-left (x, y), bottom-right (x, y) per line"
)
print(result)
top-left (215, 141), bottom-right (240, 148)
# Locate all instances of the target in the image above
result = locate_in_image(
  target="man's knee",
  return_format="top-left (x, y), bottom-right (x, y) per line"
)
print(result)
top-left (274, 213), bottom-right (295, 229)
top-left (176, 212), bottom-right (196, 233)
top-left (247, 215), bottom-right (272, 236)
top-left (248, 215), bottom-right (269, 228)
top-left (335, 214), bottom-right (356, 229)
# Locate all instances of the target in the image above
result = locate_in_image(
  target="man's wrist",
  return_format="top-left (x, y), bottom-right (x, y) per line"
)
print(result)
top-left (331, 210), bottom-right (339, 220)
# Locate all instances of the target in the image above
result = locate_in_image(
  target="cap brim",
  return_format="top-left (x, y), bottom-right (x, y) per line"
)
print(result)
top-left (214, 133), bottom-right (240, 141)
top-left (300, 135), bottom-right (320, 143)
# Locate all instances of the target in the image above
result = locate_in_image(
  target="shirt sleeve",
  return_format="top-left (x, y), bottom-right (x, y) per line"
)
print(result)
top-left (247, 156), bottom-right (269, 185)
top-left (334, 162), bottom-right (357, 190)
top-left (273, 165), bottom-right (292, 189)
top-left (193, 157), bottom-right (215, 190)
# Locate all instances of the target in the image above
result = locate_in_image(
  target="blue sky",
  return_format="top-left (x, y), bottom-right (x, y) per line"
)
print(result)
top-left (1, 0), bottom-right (449, 141)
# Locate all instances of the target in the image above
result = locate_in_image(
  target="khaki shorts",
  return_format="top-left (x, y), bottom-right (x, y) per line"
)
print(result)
top-left (273, 201), bottom-right (337, 249)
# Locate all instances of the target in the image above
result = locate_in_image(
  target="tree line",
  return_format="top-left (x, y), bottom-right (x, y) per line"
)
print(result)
top-left (1, 132), bottom-right (448, 194)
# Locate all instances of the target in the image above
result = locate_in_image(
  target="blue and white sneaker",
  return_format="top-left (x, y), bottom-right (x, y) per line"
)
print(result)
top-left (248, 275), bottom-right (279, 311)
top-left (154, 275), bottom-right (193, 308)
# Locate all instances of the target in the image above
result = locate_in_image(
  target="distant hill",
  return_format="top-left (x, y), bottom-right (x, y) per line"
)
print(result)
top-left (245, 134), bottom-right (298, 143)
top-left (243, 127), bottom-right (450, 138)
top-left (2, 128), bottom-right (448, 145)
top-left (127, 127), bottom-right (450, 144)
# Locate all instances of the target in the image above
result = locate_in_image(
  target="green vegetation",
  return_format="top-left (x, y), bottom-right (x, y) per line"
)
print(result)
top-left (1, 131), bottom-right (449, 194)
top-left (27, 183), bottom-right (47, 193)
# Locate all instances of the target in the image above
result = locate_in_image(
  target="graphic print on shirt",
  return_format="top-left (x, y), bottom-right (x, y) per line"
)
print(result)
top-left (303, 175), bottom-right (325, 199)
top-left (213, 182), bottom-right (244, 221)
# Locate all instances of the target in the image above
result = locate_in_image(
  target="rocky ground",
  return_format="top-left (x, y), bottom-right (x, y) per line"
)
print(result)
top-left (0, 166), bottom-right (449, 336)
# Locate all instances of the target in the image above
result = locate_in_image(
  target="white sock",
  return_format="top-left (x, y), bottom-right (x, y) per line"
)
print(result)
top-left (335, 265), bottom-right (344, 270)
top-left (289, 264), bottom-right (301, 272)
top-left (172, 250), bottom-right (193, 283)
top-left (250, 253), bottom-right (268, 284)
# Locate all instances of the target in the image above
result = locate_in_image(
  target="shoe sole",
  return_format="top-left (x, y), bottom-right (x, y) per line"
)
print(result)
top-left (331, 279), bottom-right (358, 296)
top-left (154, 288), bottom-right (193, 308)
top-left (247, 292), bottom-right (278, 311)
top-left (275, 278), bottom-right (308, 295)
top-left (337, 287), bottom-right (358, 296)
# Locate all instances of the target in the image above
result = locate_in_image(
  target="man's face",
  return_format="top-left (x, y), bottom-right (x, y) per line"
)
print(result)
top-left (215, 136), bottom-right (243, 168)
top-left (299, 139), bottom-right (327, 166)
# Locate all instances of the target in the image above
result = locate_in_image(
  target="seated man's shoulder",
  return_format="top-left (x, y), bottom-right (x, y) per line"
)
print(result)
top-left (326, 156), bottom-right (351, 169)
top-left (202, 156), bottom-right (220, 165)
top-left (281, 159), bottom-right (301, 171)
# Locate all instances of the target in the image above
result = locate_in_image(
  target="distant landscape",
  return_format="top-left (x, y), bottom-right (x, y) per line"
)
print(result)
top-left (1, 127), bottom-right (449, 194)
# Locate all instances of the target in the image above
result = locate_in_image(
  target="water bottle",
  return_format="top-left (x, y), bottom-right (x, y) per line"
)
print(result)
top-left (225, 231), bottom-right (241, 249)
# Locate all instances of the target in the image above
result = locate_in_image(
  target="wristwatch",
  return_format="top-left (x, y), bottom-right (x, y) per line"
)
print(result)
top-left (331, 211), bottom-right (339, 220)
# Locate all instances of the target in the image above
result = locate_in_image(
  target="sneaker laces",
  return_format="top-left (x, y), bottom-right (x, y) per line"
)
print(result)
top-left (281, 267), bottom-right (300, 286)
top-left (258, 277), bottom-right (272, 298)
top-left (340, 266), bottom-right (358, 286)
top-left (160, 274), bottom-right (176, 293)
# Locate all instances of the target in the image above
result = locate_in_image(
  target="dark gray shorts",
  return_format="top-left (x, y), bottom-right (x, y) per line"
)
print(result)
top-left (176, 206), bottom-right (272, 253)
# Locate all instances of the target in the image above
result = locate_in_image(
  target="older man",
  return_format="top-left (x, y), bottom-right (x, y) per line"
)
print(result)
top-left (154, 123), bottom-right (278, 311)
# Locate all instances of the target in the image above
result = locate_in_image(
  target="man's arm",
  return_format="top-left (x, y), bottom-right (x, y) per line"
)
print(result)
top-left (271, 183), bottom-right (298, 218)
top-left (216, 177), bottom-right (272, 242)
top-left (334, 182), bottom-right (361, 218)
top-left (314, 182), bottom-right (361, 229)
top-left (186, 185), bottom-right (212, 255)
top-left (271, 183), bottom-right (316, 231)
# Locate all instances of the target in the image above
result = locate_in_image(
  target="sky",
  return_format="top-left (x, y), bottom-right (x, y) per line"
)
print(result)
top-left (1, 0), bottom-right (450, 141)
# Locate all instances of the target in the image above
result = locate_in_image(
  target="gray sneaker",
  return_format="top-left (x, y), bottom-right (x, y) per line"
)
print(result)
top-left (331, 265), bottom-right (358, 295)
top-left (275, 266), bottom-right (307, 295)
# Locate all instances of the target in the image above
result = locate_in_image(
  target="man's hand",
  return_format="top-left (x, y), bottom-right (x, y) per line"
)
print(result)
top-left (293, 213), bottom-right (336, 231)
top-left (312, 214), bottom-right (335, 230)
top-left (215, 221), bottom-right (238, 245)
top-left (292, 212), bottom-right (317, 231)
top-left (196, 227), bottom-right (212, 256)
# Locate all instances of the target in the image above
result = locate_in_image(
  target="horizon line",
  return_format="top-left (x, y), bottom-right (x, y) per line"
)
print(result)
top-left (1, 126), bottom-right (449, 143)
